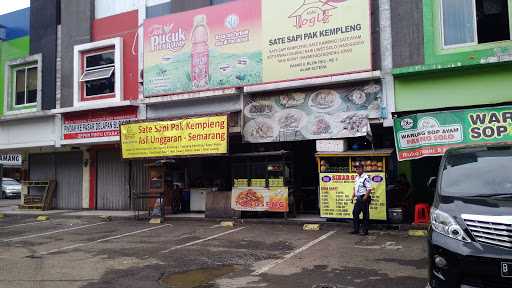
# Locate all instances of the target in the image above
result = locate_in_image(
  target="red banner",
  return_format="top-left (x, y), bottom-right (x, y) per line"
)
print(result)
top-left (63, 107), bottom-right (138, 140)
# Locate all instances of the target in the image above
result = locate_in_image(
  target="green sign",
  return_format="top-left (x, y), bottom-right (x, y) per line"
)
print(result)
top-left (394, 105), bottom-right (512, 161)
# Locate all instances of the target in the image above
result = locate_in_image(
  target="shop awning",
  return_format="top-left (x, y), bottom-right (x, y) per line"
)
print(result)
top-left (316, 149), bottom-right (394, 157)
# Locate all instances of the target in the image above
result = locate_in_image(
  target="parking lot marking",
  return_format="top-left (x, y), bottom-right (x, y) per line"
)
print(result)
top-left (0, 221), bottom-right (44, 229)
top-left (161, 227), bottom-right (247, 253)
top-left (40, 224), bottom-right (173, 255)
top-left (1, 222), bottom-right (107, 242)
top-left (251, 230), bottom-right (337, 276)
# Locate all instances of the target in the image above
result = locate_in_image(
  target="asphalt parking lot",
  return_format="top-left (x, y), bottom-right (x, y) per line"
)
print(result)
top-left (0, 214), bottom-right (428, 288)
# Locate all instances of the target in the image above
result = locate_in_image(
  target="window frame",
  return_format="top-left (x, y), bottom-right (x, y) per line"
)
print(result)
top-left (3, 54), bottom-right (42, 115)
top-left (81, 48), bottom-right (116, 99)
top-left (73, 38), bottom-right (123, 107)
top-left (12, 64), bottom-right (39, 108)
top-left (439, 0), bottom-right (512, 49)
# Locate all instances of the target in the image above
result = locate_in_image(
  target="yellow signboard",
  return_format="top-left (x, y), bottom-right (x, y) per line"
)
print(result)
top-left (251, 179), bottom-right (266, 187)
top-left (262, 0), bottom-right (372, 82)
top-left (319, 173), bottom-right (386, 220)
top-left (234, 179), bottom-right (249, 188)
top-left (120, 115), bottom-right (228, 159)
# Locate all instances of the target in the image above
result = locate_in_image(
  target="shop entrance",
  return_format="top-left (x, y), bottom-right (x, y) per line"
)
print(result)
top-left (410, 156), bottom-right (441, 205)
top-left (144, 156), bottom-right (232, 217)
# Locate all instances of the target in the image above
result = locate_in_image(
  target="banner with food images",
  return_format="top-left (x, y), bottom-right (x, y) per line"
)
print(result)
top-left (243, 82), bottom-right (382, 143)
top-left (231, 187), bottom-right (289, 212)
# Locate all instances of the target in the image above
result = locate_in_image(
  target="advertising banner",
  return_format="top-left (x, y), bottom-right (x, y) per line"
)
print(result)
top-left (144, 0), bottom-right (262, 96)
top-left (319, 173), bottom-right (386, 220)
top-left (63, 107), bottom-right (138, 140)
top-left (261, 0), bottom-right (371, 83)
top-left (143, 0), bottom-right (371, 96)
top-left (120, 115), bottom-right (228, 159)
top-left (231, 186), bottom-right (289, 212)
top-left (0, 153), bottom-right (22, 167)
top-left (394, 105), bottom-right (512, 161)
top-left (243, 82), bottom-right (381, 143)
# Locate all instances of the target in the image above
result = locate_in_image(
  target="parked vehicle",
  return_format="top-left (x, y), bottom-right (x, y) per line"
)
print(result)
top-left (428, 144), bottom-right (512, 287)
top-left (1, 178), bottom-right (21, 199)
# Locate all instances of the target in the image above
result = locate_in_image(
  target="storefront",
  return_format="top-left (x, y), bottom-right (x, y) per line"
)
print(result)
top-left (138, 0), bottom-right (392, 219)
top-left (0, 153), bottom-right (23, 180)
top-left (120, 114), bottom-right (231, 217)
top-left (236, 80), bottom-right (394, 220)
top-left (57, 106), bottom-right (140, 210)
top-left (393, 104), bottom-right (512, 224)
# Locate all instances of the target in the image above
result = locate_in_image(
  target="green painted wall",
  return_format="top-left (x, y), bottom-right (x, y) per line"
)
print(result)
top-left (0, 36), bottom-right (30, 116)
top-left (395, 64), bottom-right (512, 112)
top-left (394, 0), bottom-right (512, 75)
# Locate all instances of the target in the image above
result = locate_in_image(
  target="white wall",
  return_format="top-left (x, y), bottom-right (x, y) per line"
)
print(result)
top-left (95, 0), bottom-right (141, 19)
top-left (0, 116), bottom-right (57, 149)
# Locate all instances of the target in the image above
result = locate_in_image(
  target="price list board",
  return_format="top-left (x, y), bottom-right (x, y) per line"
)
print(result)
top-left (319, 173), bottom-right (387, 220)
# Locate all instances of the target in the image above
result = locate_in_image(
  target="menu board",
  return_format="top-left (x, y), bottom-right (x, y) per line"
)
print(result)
top-left (319, 173), bottom-right (386, 220)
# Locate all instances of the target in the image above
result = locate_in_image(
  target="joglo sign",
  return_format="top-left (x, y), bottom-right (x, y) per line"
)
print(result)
top-left (144, 0), bottom-right (372, 96)
top-left (394, 105), bottom-right (512, 161)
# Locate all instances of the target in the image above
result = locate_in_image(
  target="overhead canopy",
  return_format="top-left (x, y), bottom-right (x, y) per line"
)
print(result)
top-left (316, 149), bottom-right (394, 157)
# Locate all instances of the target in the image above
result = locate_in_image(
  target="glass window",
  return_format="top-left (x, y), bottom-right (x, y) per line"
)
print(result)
top-left (15, 69), bottom-right (26, 106)
top-left (441, 0), bottom-right (510, 47)
top-left (211, 0), bottom-right (233, 5)
top-left (13, 65), bottom-right (38, 106)
top-left (441, 0), bottom-right (477, 46)
top-left (82, 50), bottom-right (116, 98)
top-left (146, 1), bottom-right (172, 18)
top-left (85, 51), bottom-right (115, 68)
top-left (476, 0), bottom-right (510, 43)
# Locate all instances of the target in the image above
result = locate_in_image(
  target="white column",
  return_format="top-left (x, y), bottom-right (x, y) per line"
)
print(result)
top-left (82, 148), bottom-right (90, 209)
top-left (379, 0), bottom-right (395, 127)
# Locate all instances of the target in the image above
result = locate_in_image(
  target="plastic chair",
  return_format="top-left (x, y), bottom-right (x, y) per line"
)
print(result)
top-left (414, 203), bottom-right (430, 224)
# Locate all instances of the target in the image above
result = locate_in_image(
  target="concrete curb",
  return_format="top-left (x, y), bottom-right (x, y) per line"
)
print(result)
top-left (0, 207), bottom-right (428, 231)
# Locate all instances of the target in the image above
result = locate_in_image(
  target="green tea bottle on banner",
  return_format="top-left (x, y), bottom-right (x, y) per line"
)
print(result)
top-left (191, 14), bottom-right (209, 90)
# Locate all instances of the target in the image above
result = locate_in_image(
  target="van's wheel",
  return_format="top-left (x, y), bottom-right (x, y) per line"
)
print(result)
top-left (1, 191), bottom-right (6, 199)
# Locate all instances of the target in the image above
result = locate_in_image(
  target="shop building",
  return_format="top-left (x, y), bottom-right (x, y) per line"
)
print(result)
top-left (390, 0), bottom-right (512, 211)
top-left (1, 0), bottom-right (401, 220)
top-left (0, 2), bottom-right (61, 202)
top-left (129, 0), bottom-right (398, 220)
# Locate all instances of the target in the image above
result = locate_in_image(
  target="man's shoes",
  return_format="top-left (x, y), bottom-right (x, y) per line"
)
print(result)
top-left (349, 230), bottom-right (359, 235)
top-left (360, 231), bottom-right (369, 236)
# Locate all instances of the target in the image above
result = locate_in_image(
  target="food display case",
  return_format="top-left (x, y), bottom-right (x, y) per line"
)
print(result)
top-left (316, 149), bottom-right (393, 221)
top-left (230, 151), bottom-right (292, 217)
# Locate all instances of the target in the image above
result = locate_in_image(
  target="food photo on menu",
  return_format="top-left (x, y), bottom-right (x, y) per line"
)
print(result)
top-left (242, 82), bottom-right (382, 143)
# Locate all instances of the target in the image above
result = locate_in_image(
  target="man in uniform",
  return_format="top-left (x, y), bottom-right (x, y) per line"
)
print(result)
top-left (351, 164), bottom-right (372, 235)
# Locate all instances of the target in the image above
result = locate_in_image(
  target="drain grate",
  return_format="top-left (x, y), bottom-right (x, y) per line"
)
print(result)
top-left (312, 284), bottom-right (337, 288)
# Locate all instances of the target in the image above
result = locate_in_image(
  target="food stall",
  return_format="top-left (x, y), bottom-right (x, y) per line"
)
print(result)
top-left (316, 149), bottom-right (393, 221)
top-left (230, 151), bottom-right (292, 218)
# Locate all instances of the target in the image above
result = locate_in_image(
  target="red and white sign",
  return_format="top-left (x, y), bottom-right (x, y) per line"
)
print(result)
top-left (63, 107), bottom-right (138, 140)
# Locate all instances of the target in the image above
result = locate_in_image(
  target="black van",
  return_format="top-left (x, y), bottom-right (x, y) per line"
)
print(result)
top-left (428, 144), bottom-right (512, 288)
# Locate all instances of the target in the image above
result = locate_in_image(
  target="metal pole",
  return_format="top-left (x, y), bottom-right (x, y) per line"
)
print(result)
top-left (0, 164), bottom-right (3, 199)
